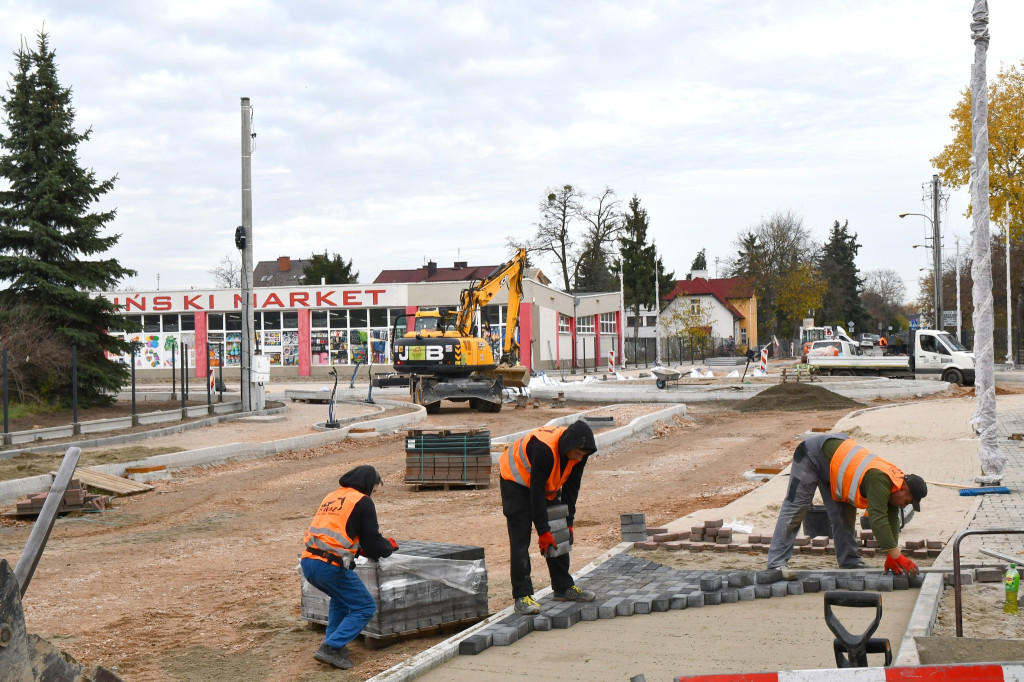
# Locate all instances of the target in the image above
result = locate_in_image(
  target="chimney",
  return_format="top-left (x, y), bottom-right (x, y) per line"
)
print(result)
top-left (427, 261), bottom-right (437, 276)
top-left (690, 269), bottom-right (709, 280)
top-left (454, 261), bottom-right (468, 269)
top-left (278, 256), bottom-right (291, 272)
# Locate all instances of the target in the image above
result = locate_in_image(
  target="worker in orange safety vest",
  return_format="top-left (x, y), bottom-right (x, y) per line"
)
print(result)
top-left (767, 433), bottom-right (927, 580)
top-left (499, 420), bottom-right (598, 615)
top-left (300, 465), bottom-right (398, 670)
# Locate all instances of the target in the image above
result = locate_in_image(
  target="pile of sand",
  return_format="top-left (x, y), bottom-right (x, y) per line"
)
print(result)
top-left (735, 382), bottom-right (863, 413)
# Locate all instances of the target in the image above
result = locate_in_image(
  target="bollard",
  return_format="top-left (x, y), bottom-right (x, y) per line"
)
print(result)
top-left (71, 344), bottom-right (79, 435)
top-left (131, 347), bottom-right (138, 426)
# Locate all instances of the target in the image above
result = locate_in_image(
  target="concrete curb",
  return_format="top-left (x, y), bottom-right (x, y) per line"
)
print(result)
top-left (0, 400), bottom-right (424, 505)
top-left (366, 541), bottom-right (636, 682)
top-left (0, 402), bottom-right (275, 459)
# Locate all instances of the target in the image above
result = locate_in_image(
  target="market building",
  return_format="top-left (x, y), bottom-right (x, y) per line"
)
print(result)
top-left (97, 260), bottom-right (626, 380)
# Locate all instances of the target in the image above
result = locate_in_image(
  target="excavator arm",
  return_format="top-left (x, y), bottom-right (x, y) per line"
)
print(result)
top-left (455, 248), bottom-right (526, 363)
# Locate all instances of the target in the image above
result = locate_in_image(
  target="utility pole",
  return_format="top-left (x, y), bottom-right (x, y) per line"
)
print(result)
top-left (1006, 197), bottom-right (1013, 368)
top-left (240, 97), bottom-right (255, 412)
top-left (955, 235), bottom-right (962, 344)
top-left (931, 174), bottom-right (943, 330)
top-left (618, 257), bottom-right (626, 368)
top-left (654, 246), bottom-right (662, 366)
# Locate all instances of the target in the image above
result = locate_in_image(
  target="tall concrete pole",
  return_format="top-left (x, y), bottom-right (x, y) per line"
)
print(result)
top-left (653, 247), bottom-right (662, 366)
top-left (932, 174), bottom-right (943, 328)
top-left (618, 257), bottom-right (626, 368)
top-left (1006, 197), bottom-right (1013, 368)
top-left (240, 97), bottom-right (255, 411)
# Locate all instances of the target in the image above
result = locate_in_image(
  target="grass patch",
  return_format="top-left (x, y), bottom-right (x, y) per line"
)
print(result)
top-left (5, 402), bottom-right (62, 421)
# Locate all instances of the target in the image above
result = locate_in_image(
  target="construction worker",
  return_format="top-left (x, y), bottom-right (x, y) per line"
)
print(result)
top-left (879, 336), bottom-right (888, 354)
top-left (499, 420), bottom-right (598, 615)
top-left (767, 433), bottom-right (927, 579)
top-left (300, 465), bottom-right (398, 670)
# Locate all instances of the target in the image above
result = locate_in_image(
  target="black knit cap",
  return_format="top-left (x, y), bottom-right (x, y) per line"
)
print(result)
top-left (904, 474), bottom-right (927, 511)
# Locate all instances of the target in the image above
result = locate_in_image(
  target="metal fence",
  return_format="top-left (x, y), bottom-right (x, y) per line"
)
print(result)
top-left (623, 335), bottom-right (751, 367)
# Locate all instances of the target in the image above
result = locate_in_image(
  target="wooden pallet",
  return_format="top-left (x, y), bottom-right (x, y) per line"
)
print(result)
top-left (362, 613), bottom-right (490, 650)
top-left (405, 480), bottom-right (490, 491)
top-left (55, 467), bottom-right (154, 496)
top-left (405, 424), bottom-right (488, 437)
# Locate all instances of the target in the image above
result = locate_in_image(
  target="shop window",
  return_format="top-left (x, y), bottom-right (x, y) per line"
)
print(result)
top-left (350, 309), bottom-right (368, 327)
top-left (226, 312), bottom-right (242, 331)
top-left (312, 310), bottom-right (328, 328)
top-left (370, 308), bottom-right (388, 327)
top-left (162, 314), bottom-right (179, 332)
top-left (124, 315), bottom-right (142, 332)
top-left (143, 315), bottom-right (161, 333)
top-left (329, 310), bottom-right (347, 328)
top-left (208, 313), bottom-right (224, 331)
top-left (283, 311), bottom-right (298, 329)
top-left (180, 314), bottom-right (195, 331)
top-left (263, 312), bottom-right (282, 330)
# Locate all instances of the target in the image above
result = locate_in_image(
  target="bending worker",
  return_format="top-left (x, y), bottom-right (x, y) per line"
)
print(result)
top-left (300, 465), bottom-right (398, 670)
top-left (499, 420), bottom-right (598, 615)
top-left (767, 432), bottom-right (927, 578)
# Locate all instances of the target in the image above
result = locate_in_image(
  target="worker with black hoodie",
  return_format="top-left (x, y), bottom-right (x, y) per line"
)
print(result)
top-left (300, 465), bottom-right (397, 670)
top-left (498, 420), bottom-right (598, 615)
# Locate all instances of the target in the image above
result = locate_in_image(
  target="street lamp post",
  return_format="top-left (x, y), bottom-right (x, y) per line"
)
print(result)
top-left (903, 211), bottom-right (943, 329)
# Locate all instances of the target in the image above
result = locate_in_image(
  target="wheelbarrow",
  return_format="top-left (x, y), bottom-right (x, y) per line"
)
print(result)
top-left (651, 366), bottom-right (682, 390)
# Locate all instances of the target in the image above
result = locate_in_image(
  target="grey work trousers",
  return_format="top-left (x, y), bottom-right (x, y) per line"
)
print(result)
top-left (766, 455), bottom-right (862, 569)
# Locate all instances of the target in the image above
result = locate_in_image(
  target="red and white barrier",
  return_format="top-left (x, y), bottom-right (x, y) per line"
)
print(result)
top-left (608, 350), bottom-right (615, 373)
top-left (676, 663), bottom-right (1024, 682)
top-left (759, 347), bottom-right (768, 372)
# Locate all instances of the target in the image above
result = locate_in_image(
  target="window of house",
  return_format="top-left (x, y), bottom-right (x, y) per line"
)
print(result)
top-left (690, 298), bottom-right (700, 314)
top-left (646, 315), bottom-right (658, 327)
top-left (559, 314), bottom-right (571, 334)
top-left (627, 316), bottom-right (637, 328)
top-left (577, 315), bottom-right (595, 334)
top-left (600, 312), bottom-right (616, 334)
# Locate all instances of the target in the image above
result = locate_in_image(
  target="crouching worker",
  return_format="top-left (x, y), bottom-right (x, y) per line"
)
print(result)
top-left (767, 433), bottom-right (927, 579)
top-left (300, 465), bottom-right (398, 670)
top-left (499, 420), bottom-right (598, 615)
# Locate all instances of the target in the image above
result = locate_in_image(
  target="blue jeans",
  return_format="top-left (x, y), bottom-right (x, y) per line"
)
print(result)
top-left (301, 557), bottom-right (376, 649)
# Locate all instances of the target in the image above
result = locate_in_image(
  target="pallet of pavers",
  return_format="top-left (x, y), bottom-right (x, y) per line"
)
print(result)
top-left (12, 478), bottom-right (106, 518)
top-left (300, 540), bottom-right (489, 644)
top-left (404, 425), bottom-right (492, 488)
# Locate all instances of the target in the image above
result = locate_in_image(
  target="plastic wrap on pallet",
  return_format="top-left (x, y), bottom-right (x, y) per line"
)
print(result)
top-left (374, 554), bottom-right (486, 595)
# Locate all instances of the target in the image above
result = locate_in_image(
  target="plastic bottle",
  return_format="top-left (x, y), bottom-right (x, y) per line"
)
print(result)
top-left (1005, 563), bottom-right (1019, 614)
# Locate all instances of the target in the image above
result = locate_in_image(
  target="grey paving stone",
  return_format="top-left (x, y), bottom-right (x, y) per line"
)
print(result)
top-left (756, 569), bottom-right (783, 584)
top-left (598, 598), bottom-right (621, 619)
top-left (634, 598), bottom-right (653, 614)
top-left (492, 626), bottom-right (519, 646)
top-left (802, 577), bottom-right (821, 593)
top-left (459, 634), bottom-right (492, 655)
top-left (700, 576), bottom-right (723, 592)
top-left (580, 605), bottom-right (598, 621)
top-left (977, 567), bottom-right (1003, 583)
top-left (787, 581), bottom-right (804, 595)
top-left (704, 590), bottom-right (723, 605)
top-left (552, 609), bottom-right (582, 629)
top-left (721, 588), bottom-right (738, 604)
top-left (908, 574), bottom-right (925, 589)
top-left (892, 574), bottom-right (909, 590)
top-left (687, 592), bottom-right (705, 607)
top-left (770, 581), bottom-right (789, 597)
top-left (754, 584), bottom-right (772, 599)
top-left (864, 575), bottom-right (880, 591)
top-left (848, 576), bottom-right (865, 591)
top-left (728, 572), bottom-right (755, 588)
top-left (533, 615), bottom-right (552, 631)
top-left (835, 576), bottom-right (850, 590)
top-left (670, 595), bottom-right (689, 609)
top-left (616, 600), bottom-right (635, 617)
top-left (876, 575), bottom-right (894, 592)
top-left (650, 595), bottom-right (670, 612)
top-left (820, 576), bottom-right (837, 591)
top-left (738, 586), bottom-right (756, 601)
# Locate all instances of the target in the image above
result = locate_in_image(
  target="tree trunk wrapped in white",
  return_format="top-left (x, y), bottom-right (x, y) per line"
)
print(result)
top-left (969, 0), bottom-right (1003, 479)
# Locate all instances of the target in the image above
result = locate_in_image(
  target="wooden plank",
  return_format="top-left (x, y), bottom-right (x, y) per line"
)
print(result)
top-left (51, 468), bottom-right (154, 496)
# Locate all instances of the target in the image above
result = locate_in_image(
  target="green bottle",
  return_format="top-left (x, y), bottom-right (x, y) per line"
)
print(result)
top-left (1005, 563), bottom-right (1019, 614)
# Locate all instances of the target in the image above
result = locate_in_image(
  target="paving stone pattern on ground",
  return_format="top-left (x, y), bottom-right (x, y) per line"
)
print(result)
top-left (457, 554), bottom-right (924, 656)
top-left (965, 408), bottom-right (1024, 561)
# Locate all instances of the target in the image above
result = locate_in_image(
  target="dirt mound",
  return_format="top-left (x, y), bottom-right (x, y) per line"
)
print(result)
top-left (735, 382), bottom-right (863, 412)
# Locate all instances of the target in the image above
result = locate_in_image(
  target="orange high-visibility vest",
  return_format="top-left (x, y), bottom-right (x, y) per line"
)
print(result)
top-left (499, 425), bottom-right (581, 500)
top-left (829, 439), bottom-right (904, 508)
top-left (301, 486), bottom-right (364, 565)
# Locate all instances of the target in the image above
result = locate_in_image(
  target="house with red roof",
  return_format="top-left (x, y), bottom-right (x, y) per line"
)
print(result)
top-left (662, 270), bottom-right (758, 350)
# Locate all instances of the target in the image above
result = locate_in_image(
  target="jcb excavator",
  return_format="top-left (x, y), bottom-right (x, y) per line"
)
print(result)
top-left (391, 248), bottom-right (530, 413)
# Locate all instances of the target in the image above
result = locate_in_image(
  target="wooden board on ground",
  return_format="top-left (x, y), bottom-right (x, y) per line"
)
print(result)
top-left (406, 481), bottom-right (490, 492)
top-left (361, 614), bottom-right (489, 650)
top-left (54, 467), bottom-right (154, 496)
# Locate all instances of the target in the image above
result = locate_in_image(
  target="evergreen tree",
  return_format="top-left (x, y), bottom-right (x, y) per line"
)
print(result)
top-left (691, 248), bottom-right (707, 272)
top-left (819, 220), bottom-right (868, 331)
top-left (575, 227), bottom-right (617, 292)
top-left (302, 251), bottom-right (359, 284)
top-left (616, 196), bottom-right (674, 338)
top-left (0, 32), bottom-right (136, 406)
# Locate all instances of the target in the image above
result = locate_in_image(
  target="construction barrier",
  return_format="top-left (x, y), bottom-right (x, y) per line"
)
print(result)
top-left (608, 350), bottom-right (615, 373)
top-left (759, 347), bottom-right (768, 372)
top-left (675, 663), bottom-right (1024, 681)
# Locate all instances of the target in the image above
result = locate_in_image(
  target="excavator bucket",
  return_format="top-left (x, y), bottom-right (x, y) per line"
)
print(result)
top-left (494, 365), bottom-right (530, 388)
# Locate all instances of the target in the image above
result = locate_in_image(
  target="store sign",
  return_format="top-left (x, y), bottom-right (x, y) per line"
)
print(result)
top-left (101, 286), bottom-right (399, 313)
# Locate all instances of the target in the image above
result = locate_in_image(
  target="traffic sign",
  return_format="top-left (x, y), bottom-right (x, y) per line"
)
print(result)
top-left (943, 310), bottom-right (960, 327)
top-left (909, 317), bottom-right (919, 331)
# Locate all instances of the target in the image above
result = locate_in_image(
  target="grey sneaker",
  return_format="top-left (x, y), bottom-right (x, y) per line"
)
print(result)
top-left (314, 643), bottom-right (353, 669)
top-left (514, 595), bottom-right (541, 615)
top-left (553, 585), bottom-right (596, 602)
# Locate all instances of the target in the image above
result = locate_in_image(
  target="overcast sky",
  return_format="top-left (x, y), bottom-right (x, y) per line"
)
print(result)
top-left (2, 1), bottom-right (1022, 307)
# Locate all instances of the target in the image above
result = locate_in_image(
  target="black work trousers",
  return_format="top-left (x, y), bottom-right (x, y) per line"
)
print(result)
top-left (500, 477), bottom-right (574, 599)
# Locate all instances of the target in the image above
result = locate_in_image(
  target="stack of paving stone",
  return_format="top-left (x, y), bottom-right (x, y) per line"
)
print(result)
top-left (13, 479), bottom-right (106, 517)
top-left (457, 554), bottom-right (925, 656)
top-left (619, 513), bottom-right (647, 543)
top-left (301, 540), bottom-right (489, 639)
top-left (545, 504), bottom-right (571, 558)
top-left (901, 538), bottom-right (945, 558)
top-left (404, 427), bottom-right (492, 487)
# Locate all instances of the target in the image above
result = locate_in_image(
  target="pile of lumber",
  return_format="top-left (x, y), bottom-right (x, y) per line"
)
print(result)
top-left (14, 479), bottom-right (105, 517)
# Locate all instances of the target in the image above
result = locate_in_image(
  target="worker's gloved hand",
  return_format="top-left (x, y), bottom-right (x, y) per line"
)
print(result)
top-left (884, 553), bottom-right (918, 577)
top-left (538, 531), bottom-right (556, 556)
top-left (568, 526), bottom-right (574, 545)
top-left (388, 538), bottom-right (399, 551)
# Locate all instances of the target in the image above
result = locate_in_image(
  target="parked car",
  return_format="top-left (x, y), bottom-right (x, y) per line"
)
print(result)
top-left (859, 333), bottom-right (874, 349)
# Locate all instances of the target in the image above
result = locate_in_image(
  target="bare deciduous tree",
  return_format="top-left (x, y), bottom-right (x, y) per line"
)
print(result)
top-left (209, 253), bottom-right (242, 288)
top-left (531, 185), bottom-right (586, 291)
top-left (0, 305), bottom-right (72, 404)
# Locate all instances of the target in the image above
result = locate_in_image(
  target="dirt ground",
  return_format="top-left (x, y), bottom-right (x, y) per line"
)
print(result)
top-left (0, 397), bottom-right (858, 681)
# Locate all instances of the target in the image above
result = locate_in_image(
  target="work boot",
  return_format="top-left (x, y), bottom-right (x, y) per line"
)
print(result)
top-left (514, 595), bottom-right (541, 615)
top-left (313, 643), bottom-right (353, 669)
top-left (778, 565), bottom-right (798, 581)
top-left (553, 585), bottom-right (596, 602)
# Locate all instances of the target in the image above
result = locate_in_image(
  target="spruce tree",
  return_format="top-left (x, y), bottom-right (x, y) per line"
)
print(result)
top-left (819, 220), bottom-right (868, 331)
top-left (617, 195), bottom-right (674, 339)
top-left (0, 31), bottom-right (136, 406)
